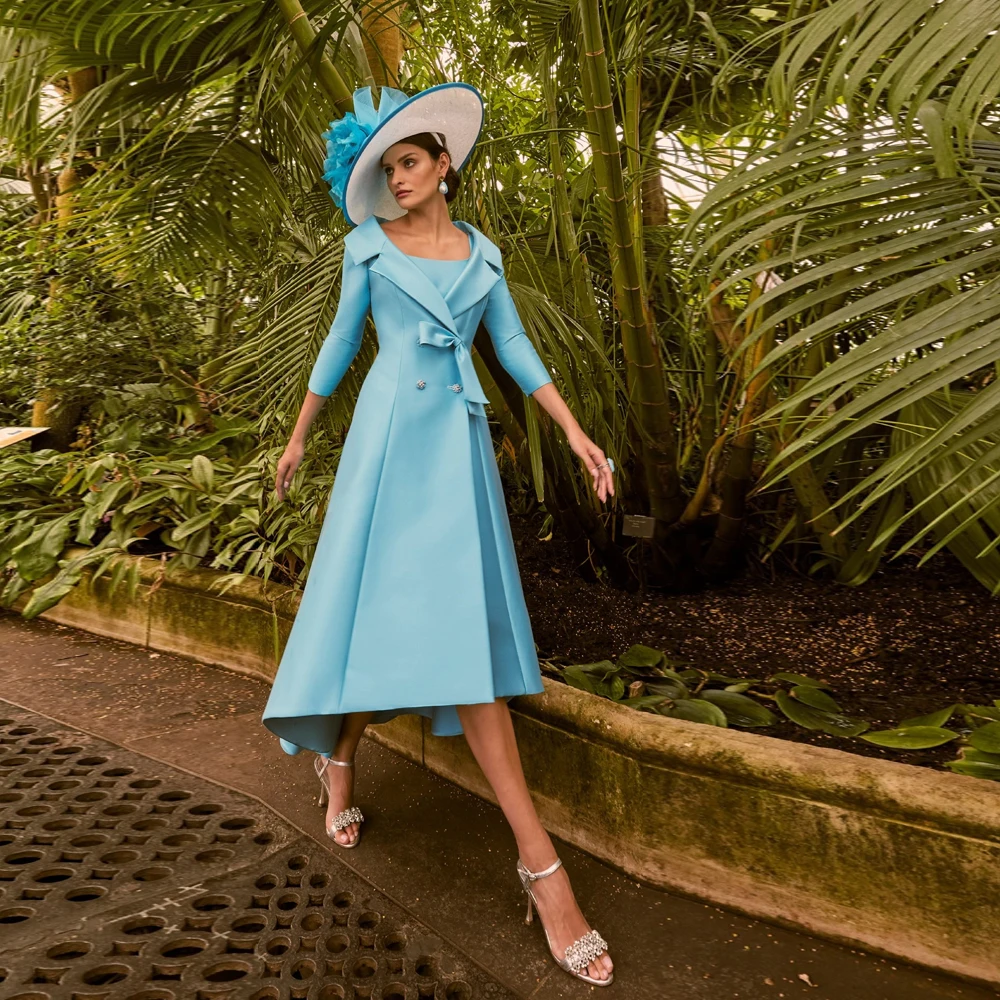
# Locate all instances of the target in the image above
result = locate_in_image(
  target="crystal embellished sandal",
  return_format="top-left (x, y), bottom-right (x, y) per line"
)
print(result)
top-left (314, 754), bottom-right (364, 848)
top-left (516, 857), bottom-right (613, 986)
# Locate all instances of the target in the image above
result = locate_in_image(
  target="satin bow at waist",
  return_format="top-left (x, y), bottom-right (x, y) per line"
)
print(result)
top-left (417, 320), bottom-right (489, 406)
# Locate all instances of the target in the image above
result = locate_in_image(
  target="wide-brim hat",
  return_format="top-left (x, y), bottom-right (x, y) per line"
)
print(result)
top-left (322, 82), bottom-right (485, 228)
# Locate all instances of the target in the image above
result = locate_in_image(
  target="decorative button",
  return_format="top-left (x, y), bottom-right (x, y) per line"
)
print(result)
top-left (416, 380), bottom-right (426, 389)
top-left (449, 383), bottom-right (462, 392)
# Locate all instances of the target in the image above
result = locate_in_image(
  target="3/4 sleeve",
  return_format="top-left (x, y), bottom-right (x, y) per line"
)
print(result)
top-left (307, 246), bottom-right (371, 397)
top-left (481, 273), bottom-right (554, 396)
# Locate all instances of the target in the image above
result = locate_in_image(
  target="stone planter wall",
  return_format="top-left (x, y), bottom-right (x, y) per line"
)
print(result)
top-left (15, 551), bottom-right (1000, 988)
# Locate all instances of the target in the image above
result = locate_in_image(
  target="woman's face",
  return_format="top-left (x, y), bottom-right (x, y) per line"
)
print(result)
top-left (381, 142), bottom-right (448, 212)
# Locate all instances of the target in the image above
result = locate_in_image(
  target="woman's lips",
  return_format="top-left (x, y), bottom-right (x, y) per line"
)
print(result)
top-left (395, 189), bottom-right (412, 199)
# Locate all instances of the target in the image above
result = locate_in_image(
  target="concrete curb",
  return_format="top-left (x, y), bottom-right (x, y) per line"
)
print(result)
top-left (16, 550), bottom-right (1000, 987)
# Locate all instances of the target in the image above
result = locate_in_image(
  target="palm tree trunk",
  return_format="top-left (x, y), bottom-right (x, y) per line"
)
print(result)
top-left (274, 0), bottom-right (353, 113)
top-left (540, 47), bottom-right (603, 351)
top-left (360, 0), bottom-right (405, 88)
top-left (30, 67), bottom-right (98, 452)
top-left (578, 0), bottom-right (685, 533)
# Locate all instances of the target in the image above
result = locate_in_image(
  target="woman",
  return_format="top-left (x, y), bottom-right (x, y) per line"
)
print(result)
top-left (263, 82), bottom-right (615, 986)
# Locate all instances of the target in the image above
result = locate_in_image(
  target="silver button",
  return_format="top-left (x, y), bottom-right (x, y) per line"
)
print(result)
top-left (449, 383), bottom-right (462, 392)
top-left (416, 380), bottom-right (426, 389)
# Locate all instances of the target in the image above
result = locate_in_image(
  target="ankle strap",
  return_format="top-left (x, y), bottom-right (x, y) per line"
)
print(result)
top-left (519, 857), bottom-right (562, 880)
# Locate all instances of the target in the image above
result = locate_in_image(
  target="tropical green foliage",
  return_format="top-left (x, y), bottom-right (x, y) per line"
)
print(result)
top-left (3, 0), bottom-right (1000, 605)
top-left (550, 643), bottom-right (1000, 778)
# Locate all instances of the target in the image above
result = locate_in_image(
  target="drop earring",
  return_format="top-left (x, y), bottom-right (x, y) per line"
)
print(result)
top-left (438, 178), bottom-right (449, 195)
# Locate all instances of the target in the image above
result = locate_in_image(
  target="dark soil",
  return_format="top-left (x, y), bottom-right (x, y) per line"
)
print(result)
top-left (510, 510), bottom-right (1000, 774)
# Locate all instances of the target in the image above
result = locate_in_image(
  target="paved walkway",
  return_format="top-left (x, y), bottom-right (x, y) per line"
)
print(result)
top-left (1, 613), bottom-right (995, 1000)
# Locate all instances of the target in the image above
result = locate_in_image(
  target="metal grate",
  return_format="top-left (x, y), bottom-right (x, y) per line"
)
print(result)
top-left (0, 705), bottom-right (514, 1000)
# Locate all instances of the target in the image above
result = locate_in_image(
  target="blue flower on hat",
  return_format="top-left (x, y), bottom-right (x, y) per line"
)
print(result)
top-left (321, 113), bottom-right (372, 211)
top-left (320, 86), bottom-right (411, 212)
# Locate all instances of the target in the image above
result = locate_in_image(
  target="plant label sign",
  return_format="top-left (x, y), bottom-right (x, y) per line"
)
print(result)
top-left (622, 514), bottom-right (656, 539)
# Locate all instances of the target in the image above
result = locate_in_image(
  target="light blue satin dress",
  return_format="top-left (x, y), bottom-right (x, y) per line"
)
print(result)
top-left (262, 218), bottom-right (553, 756)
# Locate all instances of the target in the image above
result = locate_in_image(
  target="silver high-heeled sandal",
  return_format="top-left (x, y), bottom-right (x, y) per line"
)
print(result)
top-left (314, 754), bottom-right (364, 848)
top-left (516, 856), bottom-right (613, 986)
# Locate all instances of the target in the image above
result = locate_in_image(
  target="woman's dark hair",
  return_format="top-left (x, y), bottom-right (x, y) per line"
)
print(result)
top-left (390, 131), bottom-right (461, 202)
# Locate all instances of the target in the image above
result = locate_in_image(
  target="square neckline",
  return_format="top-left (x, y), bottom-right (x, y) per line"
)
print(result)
top-left (378, 221), bottom-right (472, 262)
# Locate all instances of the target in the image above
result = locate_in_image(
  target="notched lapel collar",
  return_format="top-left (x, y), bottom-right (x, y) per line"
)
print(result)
top-left (446, 221), bottom-right (502, 320)
top-left (347, 217), bottom-right (503, 334)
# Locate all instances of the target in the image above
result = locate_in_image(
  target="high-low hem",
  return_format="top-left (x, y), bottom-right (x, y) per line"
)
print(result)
top-left (265, 676), bottom-right (545, 755)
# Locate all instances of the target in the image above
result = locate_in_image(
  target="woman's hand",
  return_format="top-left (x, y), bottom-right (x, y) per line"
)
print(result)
top-left (274, 440), bottom-right (306, 502)
top-left (567, 429), bottom-right (615, 503)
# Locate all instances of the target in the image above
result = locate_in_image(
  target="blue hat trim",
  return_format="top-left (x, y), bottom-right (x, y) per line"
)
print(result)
top-left (321, 82), bottom-right (485, 225)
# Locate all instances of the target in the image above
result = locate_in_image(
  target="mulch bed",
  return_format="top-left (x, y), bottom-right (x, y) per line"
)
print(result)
top-left (510, 510), bottom-right (1000, 773)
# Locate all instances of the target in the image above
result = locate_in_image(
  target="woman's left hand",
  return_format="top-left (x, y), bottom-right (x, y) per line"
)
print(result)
top-left (567, 430), bottom-right (615, 503)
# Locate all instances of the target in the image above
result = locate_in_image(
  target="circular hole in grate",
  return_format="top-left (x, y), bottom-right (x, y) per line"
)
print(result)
top-left (33, 868), bottom-right (73, 883)
top-left (318, 988), bottom-right (345, 1000)
top-left (202, 961), bottom-right (250, 982)
top-left (122, 916), bottom-right (165, 935)
top-left (5, 851), bottom-right (43, 865)
top-left (290, 959), bottom-right (316, 980)
top-left (0, 907), bottom-right (34, 923)
top-left (253, 832), bottom-right (274, 845)
top-left (358, 911), bottom-right (381, 930)
top-left (129, 779), bottom-right (160, 789)
top-left (74, 791), bottom-right (107, 803)
top-left (69, 834), bottom-right (107, 847)
top-left (444, 982), bottom-right (472, 1000)
top-left (160, 938), bottom-right (207, 959)
top-left (231, 916), bottom-right (267, 934)
top-left (131, 818), bottom-right (168, 831)
top-left (255, 875), bottom-right (278, 891)
top-left (28, 737), bottom-right (58, 746)
top-left (65, 886), bottom-right (107, 903)
top-left (51, 746), bottom-right (83, 756)
top-left (300, 913), bottom-right (323, 932)
top-left (332, 892), bottom-right (353, 909)
top-left (415, 958), bottom-right (435, 978)
top-left (287, 855), bottom-right (308, 871)
top-left (133, 867), bottom-right (171, 882)
top-left (46, 779), bottom-right (80, 791)
top-left (220, 817), bottom-right (254, 830)
top-left (160, 834), bottom-right (197, 848)
top-left (192, 894), bottom-right (233, 912)
top-left (276, 892), bottom-right (300, 911)
top-left (103, 803), bottom-right (139, 816)
top-left (352, 957), bottom-right (378, 979)
top-left (102, 767), bottom-right (133, 777)
top-left (0, 757), bottom-right (32, 768)
top-left (82, 965), bottom-right (129, 985)
top-left (46, 941), bottom-right (91, 960)
top-left (193, 848), bottom-right (234, 864)
top-left (382, 932), bottom-right (407, 952)
top-left (24, 767), bottom-right (56, 777)
top-left (8, 727), bottom-right (37, 735)
top-left (326, 934), bottom-right (350, 954)
top-left (16, 805), bottom-right (50, 817)
top-left (157, 791), bottom-right (191, 802)
top-left (187, 803), bottom-right (222, 815)
top-left (75, 756), bottom-right (108, 766)
top-left (309, 873), bottom-right (330, 889)
top-left (41, 819), bottom-right (77, 831)
top-left (0, 792), bottom-right (22, 803)
top-left (265, 935), bottom-right (291, 956)
top-left (382, 985), bottom-right (407, 1000)
top-left (101, 850), bottom-right (140, 864)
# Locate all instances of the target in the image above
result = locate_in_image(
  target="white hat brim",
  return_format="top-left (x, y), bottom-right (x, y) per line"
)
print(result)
top-left (342, 82), bottom-right (484, 227)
